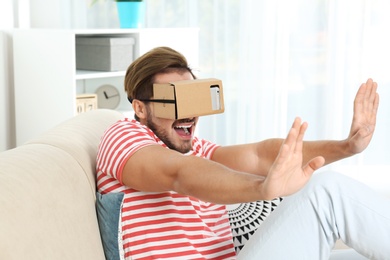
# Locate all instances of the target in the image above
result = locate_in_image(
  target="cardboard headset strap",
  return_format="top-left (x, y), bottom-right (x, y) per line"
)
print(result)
top-left (150, 78), bottom-right (225, 119)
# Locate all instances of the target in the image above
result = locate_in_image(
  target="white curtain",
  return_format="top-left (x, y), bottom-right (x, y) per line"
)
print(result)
top-left (41, 0), bottom-right (390, 190)
top-left (143, 0), bottom-right (390, 185)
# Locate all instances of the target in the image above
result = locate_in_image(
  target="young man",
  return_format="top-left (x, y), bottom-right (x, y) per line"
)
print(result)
top-left (96, 46), bottom-right (389, 259)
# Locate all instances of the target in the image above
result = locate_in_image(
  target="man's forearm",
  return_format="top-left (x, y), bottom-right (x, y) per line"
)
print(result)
top-left (172, 155), bottom-right (268, 204)
top-left (302, 139), bottom-right (353, 166)
top-left (254, 138), bottom-right (353, 175)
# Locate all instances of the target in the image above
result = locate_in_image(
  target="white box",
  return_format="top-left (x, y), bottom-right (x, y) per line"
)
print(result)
top-left (76, 37), bottom-right (135, 71)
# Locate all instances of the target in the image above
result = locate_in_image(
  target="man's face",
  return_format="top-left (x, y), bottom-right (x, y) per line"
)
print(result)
top-left (141, 71), bottom-right (199, 154)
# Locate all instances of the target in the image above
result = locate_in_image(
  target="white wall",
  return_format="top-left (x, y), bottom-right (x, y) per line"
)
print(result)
top-left (0, 0), bottom-right (17, 151)
top-left (29, 0), bottom-right (89, 29)
top-left (0, 0), bottom-right (48, 151)
top-left (0, 0), bottom-right (101, 151)
top-left (29, 0), bottom-right (71, 28)
top-left (0, 32), bottom-right (16, 151)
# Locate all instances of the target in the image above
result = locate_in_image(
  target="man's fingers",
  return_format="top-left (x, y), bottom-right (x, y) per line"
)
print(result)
top-left (295, 121), bottom-right (308, 153)
top-left (366, 79), bottom-right (378, 112)
top-left (371, 83), bottom-right (380, 116)
top-left (285, 117), bottom-right (301, 142)
top-left (367, 78), bottom-right (378, 100)
top-left (285, 117), bottom-right (307, 154)
top-left (355, 78), bottom-right (379, 114)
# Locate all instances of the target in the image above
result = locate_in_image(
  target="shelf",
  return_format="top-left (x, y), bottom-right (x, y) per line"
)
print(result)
top-left (75, 70), bottom-right (126, 80)
top-left (13, 28), bottom-right (199, 146)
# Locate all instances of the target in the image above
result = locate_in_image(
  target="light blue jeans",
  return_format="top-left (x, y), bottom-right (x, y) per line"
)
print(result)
top-left (237, 171), bottom-right (390, 260)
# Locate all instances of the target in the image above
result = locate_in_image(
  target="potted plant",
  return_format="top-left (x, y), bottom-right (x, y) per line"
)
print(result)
top-left (116, 0), bottom-right (144, 28)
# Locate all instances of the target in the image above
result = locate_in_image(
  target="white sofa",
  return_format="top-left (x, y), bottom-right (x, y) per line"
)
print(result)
top-left (0, 109), bottom-right (366, 259)
top-left (0, 109), bottom-right (123, 260)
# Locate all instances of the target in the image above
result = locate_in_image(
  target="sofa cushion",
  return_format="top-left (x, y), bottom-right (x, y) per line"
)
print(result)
top-left (0, 145), bottom-right (106, 260)
top-left (26, 109), bottom-right (124, 200)
top-left (0, 109), bottom-right (123, 260)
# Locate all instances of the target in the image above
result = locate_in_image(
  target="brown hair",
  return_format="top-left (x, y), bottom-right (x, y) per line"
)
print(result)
top-left (124, 46), bottom-right (196, 103)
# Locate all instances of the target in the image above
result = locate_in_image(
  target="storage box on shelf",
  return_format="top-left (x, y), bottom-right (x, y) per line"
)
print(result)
top-left (76, 37), bottom-right (135, 71)
top-left (13, 28), bottom-right (199, 146)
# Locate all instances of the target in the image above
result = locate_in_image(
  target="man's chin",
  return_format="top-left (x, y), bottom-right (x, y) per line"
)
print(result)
top-left (173, 141), bottom-right (192, 154)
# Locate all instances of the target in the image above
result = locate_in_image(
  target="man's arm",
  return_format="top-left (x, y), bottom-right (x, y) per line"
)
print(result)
top-left (212, 78), bottom-right (379, 176)
top-left (120, 79), bottom-right (377, 204)
top-left (122, 118), bottom-right (323, 204)
top-left (211, 138), bottom-right (350, 176)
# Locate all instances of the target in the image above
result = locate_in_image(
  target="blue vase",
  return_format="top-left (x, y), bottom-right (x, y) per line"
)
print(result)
top-left (116, 1), bottom-right (145, 28)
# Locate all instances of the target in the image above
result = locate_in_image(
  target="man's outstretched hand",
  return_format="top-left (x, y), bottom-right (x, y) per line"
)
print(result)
top-left (261, 118), bottom-right (325, 199)
top-left (347, 78), bottom-right (379, 155)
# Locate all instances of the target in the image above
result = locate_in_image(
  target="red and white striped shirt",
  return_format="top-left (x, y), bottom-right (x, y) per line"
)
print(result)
top-left (96, 118), bottom-right (236, 260)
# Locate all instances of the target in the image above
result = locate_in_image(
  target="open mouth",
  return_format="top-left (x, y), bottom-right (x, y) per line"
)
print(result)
top-left (173, 123), bottom-right (193, 137)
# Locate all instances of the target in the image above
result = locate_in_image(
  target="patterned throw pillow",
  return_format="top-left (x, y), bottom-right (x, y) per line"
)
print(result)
top-left (227, 198), bottom-right (283, 253)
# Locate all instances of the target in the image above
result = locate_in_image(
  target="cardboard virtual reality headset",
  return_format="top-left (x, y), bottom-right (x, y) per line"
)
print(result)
top-left (147, 78), bottom-right (225, 119)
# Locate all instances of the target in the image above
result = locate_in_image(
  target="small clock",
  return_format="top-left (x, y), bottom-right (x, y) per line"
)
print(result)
top-left (95, 84), bottom-right (121, 109)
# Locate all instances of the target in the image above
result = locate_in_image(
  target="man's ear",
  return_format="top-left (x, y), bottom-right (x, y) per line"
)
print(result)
top-left (132, 100), bottom-right (148, 119)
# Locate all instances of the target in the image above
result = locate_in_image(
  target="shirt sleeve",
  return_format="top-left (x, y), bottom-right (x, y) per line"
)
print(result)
top-left (191, 137), bottom-right (220, 159)
top-left (96, 119), bottom-right (160, 183)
